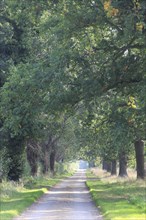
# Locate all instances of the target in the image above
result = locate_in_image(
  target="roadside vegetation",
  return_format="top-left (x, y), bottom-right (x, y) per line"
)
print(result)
top-left (0, 162), bottom-right (76, 220)
top-left (86, 169), bottom-right (146, 220)
top-left (0, 1), bottom-right (146, 219)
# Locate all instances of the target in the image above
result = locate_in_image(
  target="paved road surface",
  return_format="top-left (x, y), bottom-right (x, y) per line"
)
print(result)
top-left (14, 170), bottom-right (103, 220)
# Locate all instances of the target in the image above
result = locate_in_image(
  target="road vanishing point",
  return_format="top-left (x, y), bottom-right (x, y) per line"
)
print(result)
top-left (14, 170), bottom-right (103, 220)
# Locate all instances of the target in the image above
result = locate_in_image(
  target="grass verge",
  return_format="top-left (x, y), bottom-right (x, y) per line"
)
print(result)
top-left (0, 173), bottom-right (72, 220)
top-left (86, 169), bottom-right (146, 220)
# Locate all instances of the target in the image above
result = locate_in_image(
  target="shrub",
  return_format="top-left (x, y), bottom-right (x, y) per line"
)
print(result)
top-left (0, 147), bottom-right (11, 181)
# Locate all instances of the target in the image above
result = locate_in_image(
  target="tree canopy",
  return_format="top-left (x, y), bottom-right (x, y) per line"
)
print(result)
top-left (0, 0), bottom-right (146, 180)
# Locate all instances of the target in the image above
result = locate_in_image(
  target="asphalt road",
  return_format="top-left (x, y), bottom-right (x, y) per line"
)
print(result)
top-left (13, 170), bottom-right (103, 220)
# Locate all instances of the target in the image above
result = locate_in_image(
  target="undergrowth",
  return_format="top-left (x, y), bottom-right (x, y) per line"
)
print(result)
top-left (0, 172), bottom-right (72, 220)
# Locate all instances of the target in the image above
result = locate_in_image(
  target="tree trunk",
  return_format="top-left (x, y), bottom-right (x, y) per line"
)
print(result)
top-left (102, 160), bottom-right (107, 170)
top-left (102, 160), bottom-right (111, 172)
top-left (7, 136), bottom-right (24, 181)
top-left (119, 151), bottom-right (128, 177)
top-left (40, 149), bottom-right (49, 174)
top-left (135, 140), bottom-right (145, 179)
top-left (50, 150), bottom-right (56, 174)
top-left (45, 151), bottom-right (49, 173)
top-left (40, 138), bottom-right (52, 175)
top-left (26, 140), bottom-right (38, 176)
top-left (111, 160), bottom-right (117, 175)
top-left (106, 162), bottom-right (112, 172)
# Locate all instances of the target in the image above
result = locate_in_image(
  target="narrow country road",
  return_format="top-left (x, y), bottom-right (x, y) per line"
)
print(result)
top-left (14, 170), bottom-right (103, 220)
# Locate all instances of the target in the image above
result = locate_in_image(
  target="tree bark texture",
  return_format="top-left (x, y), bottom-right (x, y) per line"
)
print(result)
top-left (40, 148), bottom-right (49, 174)
top-left (50, 150), bottom-right (56, 174)
top-left (26, 140), bottom-right (39, 176)
top-left (119, 152), bottom-right (128, 177)
top-left (102, 160), bottom-right (112, 172)
top-left (106, 162), bottom-right (112, 172)
top-left (111, 160), bottom-right (117, 175)
top-left (135, 140), bottom-right (145, 179)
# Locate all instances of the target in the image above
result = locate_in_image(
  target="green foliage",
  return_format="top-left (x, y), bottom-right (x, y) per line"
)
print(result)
top-left (0, 0), bottom-right (145, 181)
top-left (55, 161), bottom-right (79, 174)
top-left (0, 172), bottom-right (73, 220)
top-left (0, 147), bottom-right (11, 180)
top-left (1, 64), bottom-right (46, 138)
top-left (6, 136), bottom-right (25, 181)
top-left (86, 170), bottom-right (146, 220)
top-left (0, 180), bottom-right (47, 220)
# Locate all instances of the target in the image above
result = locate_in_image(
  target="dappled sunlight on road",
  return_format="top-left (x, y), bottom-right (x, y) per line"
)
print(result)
top-left (13, 170), bottom-right (103, 220)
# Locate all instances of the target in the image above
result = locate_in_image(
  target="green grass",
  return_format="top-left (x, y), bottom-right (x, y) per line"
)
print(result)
top-left (0, 173), bottom-right (72, 220)
top-left (86, 169), bottom-right (146, 220)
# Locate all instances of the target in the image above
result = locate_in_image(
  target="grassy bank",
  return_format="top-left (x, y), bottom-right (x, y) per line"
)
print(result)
top-left (0, 173), bottom-right (72, 220)
top-left (86, 169), bottom-right (146, 220)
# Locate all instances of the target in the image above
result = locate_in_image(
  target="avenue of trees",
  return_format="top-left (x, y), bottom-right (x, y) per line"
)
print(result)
top-left (0, 0), bottom-right (146, 181)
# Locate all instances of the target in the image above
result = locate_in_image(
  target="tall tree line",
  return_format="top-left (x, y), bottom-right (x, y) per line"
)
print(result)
top-left (0, 0), bottom-right (146, 180)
